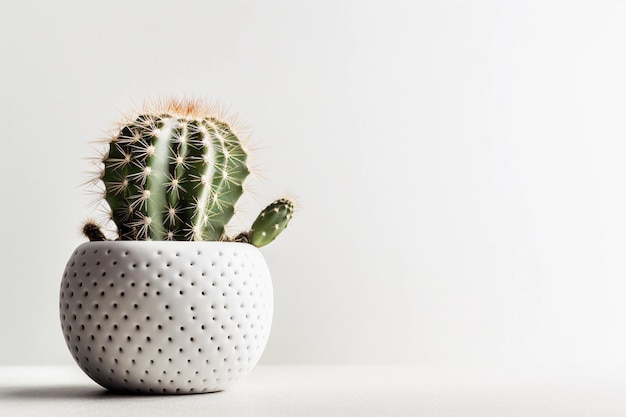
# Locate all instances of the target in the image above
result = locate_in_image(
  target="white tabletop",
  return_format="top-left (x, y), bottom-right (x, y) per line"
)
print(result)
top-left (1, 365), bottom-right (626, 416)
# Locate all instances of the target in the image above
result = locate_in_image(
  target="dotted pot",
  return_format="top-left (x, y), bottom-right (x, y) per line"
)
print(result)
top-left (59, 241), bottom-right (273, 394)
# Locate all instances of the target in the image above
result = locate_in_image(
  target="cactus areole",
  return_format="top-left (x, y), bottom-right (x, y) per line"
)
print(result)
top-left (86, 99), bottom-right (293, 247)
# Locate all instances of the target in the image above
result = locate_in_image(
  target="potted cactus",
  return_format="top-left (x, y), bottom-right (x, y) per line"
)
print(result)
top-left (59, 99), bottom-right (294, 394)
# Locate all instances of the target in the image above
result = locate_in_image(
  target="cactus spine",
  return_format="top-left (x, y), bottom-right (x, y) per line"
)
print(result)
top-left (87, 99), bottom-right (294, 247)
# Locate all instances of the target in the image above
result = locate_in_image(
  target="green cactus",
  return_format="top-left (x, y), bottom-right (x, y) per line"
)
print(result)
top-left (249, 199), bottom-right (295, 248)
top-left (84, 99), bottom-right (294, 247)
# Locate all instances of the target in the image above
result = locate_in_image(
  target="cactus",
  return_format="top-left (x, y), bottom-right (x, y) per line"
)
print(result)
top-left (249, 199), bottom-right (294, 248)
top-left (85, 99), bottom-right (293, 247)
top-left (82, 221), bottom-right (106, 241)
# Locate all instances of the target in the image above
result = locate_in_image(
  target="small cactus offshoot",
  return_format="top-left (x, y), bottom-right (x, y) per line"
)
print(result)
top-left (249, 199), bottom-right (294, 248)
top-left (83, 98), bottom-right (294, 248)
top-left (82, 221), bottom-right (107, 242)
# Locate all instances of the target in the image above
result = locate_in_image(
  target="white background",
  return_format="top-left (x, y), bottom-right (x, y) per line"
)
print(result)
top-left (1, 0), bottom-right (625, 369)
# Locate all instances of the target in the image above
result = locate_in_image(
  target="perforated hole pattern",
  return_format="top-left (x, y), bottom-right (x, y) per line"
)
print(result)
top-left (59, 241), bottom-right (273, 394)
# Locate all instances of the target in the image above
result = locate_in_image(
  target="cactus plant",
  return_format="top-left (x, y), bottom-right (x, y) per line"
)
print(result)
top-left (85, 99), bottom-right (293, 247)
top-left (248, 198), bottom-right (294, 247)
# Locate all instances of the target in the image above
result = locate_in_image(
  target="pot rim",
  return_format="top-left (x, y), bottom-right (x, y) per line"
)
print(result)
top-left (74, 240), bottom-right (256, 247)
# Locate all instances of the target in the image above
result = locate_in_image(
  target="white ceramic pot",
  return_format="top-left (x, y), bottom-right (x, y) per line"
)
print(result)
top-left (59, 241), bottom-right (273, 394)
